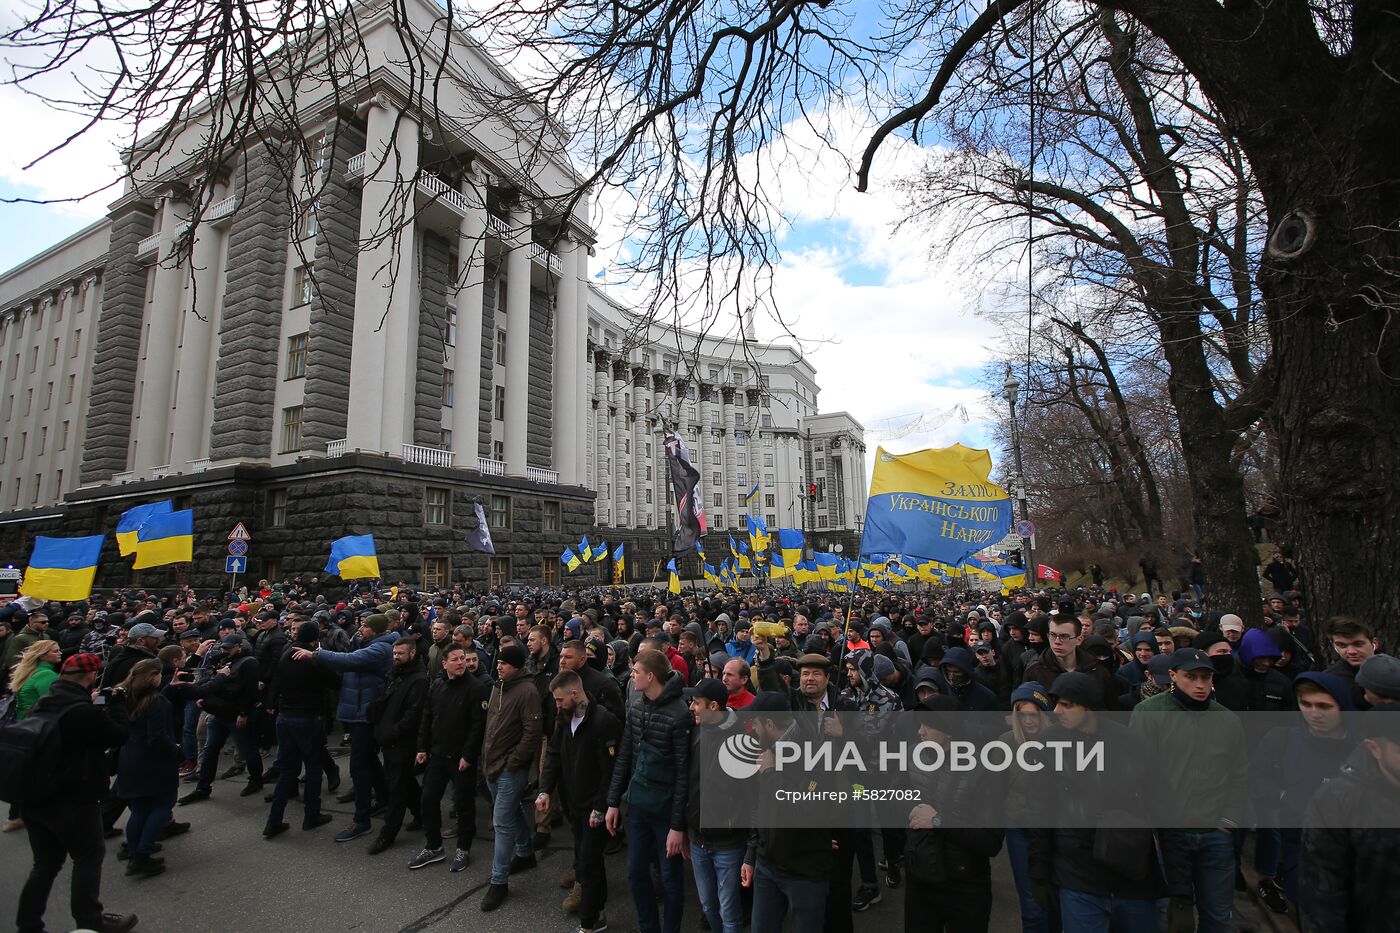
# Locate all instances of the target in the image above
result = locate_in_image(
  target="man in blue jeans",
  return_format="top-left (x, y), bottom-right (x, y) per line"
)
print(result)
top-left (684, 679), bottom-right (748, 933)
top-left (479, 644), bottom-right (543, 912)
top-left (1132, 648), bottom-right (1250, 933)
top-left (178, 634), bottom-right (264, 805)
top-left (291, 614), bottom-right (399, 842)
top-left (605, 648), bottom-right (693, 933)
top-left (740, 691), bottom-right (831, 933)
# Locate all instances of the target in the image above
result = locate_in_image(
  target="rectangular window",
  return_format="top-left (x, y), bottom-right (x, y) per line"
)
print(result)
top-left (766, 513), bottom-right (776, 527)
top-left (765, 494), bottom-right (775, 508)
top-left (711, 451), bottom-right (721, 465)
top-left (422, 556), bottom-right (449, 590)
top-left (488, 556), bottom-right (510, 588)
top-left (712, 471), bottom-right (722, 486)
top-left (49, 338), bottom-right (59, 366)
top-left (818, 515), bottom-right (829, 528)
top-left (738, 471), bottom-right (747, 485)
top-left (38, 427), bottom-right (46, 456)
top-left (31, 473), bottom-right (40, 504)
top-left (442, 369), bottom-right (454, 407)
top-left (286, 333), bottom-right (308, 378)
top-left (19, 432), bottom-right (27, 459)
top-left (541, 560), bottom-right (559, 586)
top-left (542, 500), bottom-right (561, 532)
top-left (735, 412), bottom-right (746, 428)
top-left (761, 414), bottom-right (772, 427)
top-left (710, 410), bottom-right (719, 424)
top-left (266, 488), bottom-right (288, 527)
top-left (44, 382), bottom-right (52, 410)
top-left (25, 389), bottom-right (32, 416)
top-left (644, 465), bottom-right (653, 481)
top-left (764, 473), bottom-right (774, 486)
top-left (645, 489), bottom-right (652, 504)
top-left (737, 452), bottom-right (747, 467)
top-left (28, 346), bottom-right (37, 372)
top-left (495, 329), bottom-right (507, 365)
top-left (280, 406), bottom-right (303, 453)
top-left (494, 385), bottom-right (506, 420)
top-left (709, 366), bottom-right (721, 382)
top-left (446, 308), bottom-right (457, 346)
top-left (712, 492), bottom-right (723, 507)
top-left (297, 201), bottom-right (319, 239)
top-left (0, 437), bottom-right (6, 462)
top-left (291, 265), bottom-right (314, 306)
top-left (764, 453), bottom-right (774, 467)
top-left (492, 439), bottom-right (504, 461)
top-left (66, 374), bottom-right (76, 404)
top-left (424, 486), bottom-right (449, 525)
top-left (440, 428), bottom-right (452, 448)
top-left (71, 329), bottom-right (81, 358)
top-left (264, 558), bottom-right (282, 582)
top-left (490, 494), bottom-right (510, 529)
top-left (736, 431), bottom-right (747, 445)
top-left (52, 470), bottom-right (62, 499)
top-left (763, 433), bottom-right (774, 447)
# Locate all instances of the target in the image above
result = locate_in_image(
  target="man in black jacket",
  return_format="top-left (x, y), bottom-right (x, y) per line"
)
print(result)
top-left (538, 669), bottom-right (622, 933)
top-left (100, 620), bottom-right (164, 688)
top-left (408, 644), bottom-right (488, 872)
top-left (16, 653), bottom-right (138, 933)
top-left (684, 679), bottom-right (749, 933)
top-left (179, 634), bottom-right (264, 803)
top-left (558, 639), bottom-right (624, 723)
top-left (604, 648), bottom-right (692, 933)
top-left (367, 637), bottom-right (428, 855)
top-left (262, 622), bottom-right (340, 837)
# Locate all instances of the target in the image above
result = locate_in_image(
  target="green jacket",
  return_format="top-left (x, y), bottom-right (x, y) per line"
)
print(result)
top-left (17, 663), bottom-right (59, 719)
top-left (2, 626), bottom-right (44, 676)
top-left (1130, 690), bottom-right (1248, 829)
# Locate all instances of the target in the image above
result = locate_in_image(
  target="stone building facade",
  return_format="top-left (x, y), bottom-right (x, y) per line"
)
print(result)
top-left (0, 0), bottom-right (865, 592)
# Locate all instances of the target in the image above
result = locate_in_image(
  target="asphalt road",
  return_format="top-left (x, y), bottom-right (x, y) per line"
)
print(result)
top-left (0, 752), bottom-right (1268, 933)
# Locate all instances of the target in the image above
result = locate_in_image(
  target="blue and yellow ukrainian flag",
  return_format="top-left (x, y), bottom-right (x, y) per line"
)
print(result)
top-left (612, 543), bottom-right (625, 584)
top-left (776, 528), bottom-right (804, 570)
top-left (666, 558), bottom-right (681, 595)
top-left (702, 562), bottom-right (721, 587)
top-left (132, 508), bottom-right (194, 569)
top-left (813, 551), bottom-right (839, 583)
top-left (746, 513), bottom-right (771, 555)
top-left (741, 483), bottom-right (760, 504)
top-left (115, 500), bottom-right (172, 556)
top-left (591, 540), bottom-right (609, 563)
top-left (579, 535), bottom-right (592, 561)
top-left (561, 546), bottom-right (582, 573)
top-left (20, 535), bottom-right (104, 601)
top-left (861, 444), bottom-right (1012, 567)
top-left (326, 534), bottom-right (380, 580)
top-left (795, 558), bottom-right (818, 586)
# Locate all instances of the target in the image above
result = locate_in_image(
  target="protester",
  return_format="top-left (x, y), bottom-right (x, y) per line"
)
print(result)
top-left (15, 653), bottom-right (137, 933)
top-left (113, 659), bottom-right (179, 877)
top-left (479, 643), bottom-right (543, 911)
top-left (411, 643), bottom-right (488, 872)
top-left (539, 669), bottom-right (622, 933)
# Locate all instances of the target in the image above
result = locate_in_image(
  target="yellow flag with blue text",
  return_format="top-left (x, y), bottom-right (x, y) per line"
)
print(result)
top-left (862, 444), bottom-right (1012, 567)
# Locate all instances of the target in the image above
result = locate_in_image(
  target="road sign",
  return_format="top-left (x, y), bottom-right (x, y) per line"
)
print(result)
top-left (226, 556), bottom-right (247, 574)
top-left (228, 539), bottom-right (248, 557)
top-left (1015, 519), bottom-right (1037, 539)
top-left (228, 522), bottom-right (251, 541)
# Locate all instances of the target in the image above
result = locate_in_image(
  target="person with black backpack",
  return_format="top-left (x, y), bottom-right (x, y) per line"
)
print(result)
top-left (12, 652), bottom-right (139, 933)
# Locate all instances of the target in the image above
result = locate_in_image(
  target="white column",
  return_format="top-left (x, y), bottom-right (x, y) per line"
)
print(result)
top-left (502, 202), bottom-right (532, 476)
top-left (574, 260), bottom-right (589, 486)
top-left (133, 196), bottom-right (187, 470)
top-left (169, 215), bottom-right (223, 468)
top-left (348, 99), bottom-right (419, 455)
top-left (553, 236), bottom-right (581, 483)
top-left (451, 169), bottom-right (487, 469)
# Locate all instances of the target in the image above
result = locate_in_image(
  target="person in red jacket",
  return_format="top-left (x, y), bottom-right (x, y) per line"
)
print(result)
top-left (721, 658), bottom-right (755, 709)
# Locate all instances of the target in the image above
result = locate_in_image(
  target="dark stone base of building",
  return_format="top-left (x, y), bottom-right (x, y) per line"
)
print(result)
top-left (0, 453), bottom-right (594, 595)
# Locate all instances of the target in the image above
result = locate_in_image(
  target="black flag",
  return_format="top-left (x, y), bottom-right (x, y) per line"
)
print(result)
top-left (664, 429), bottom-right (707, 556)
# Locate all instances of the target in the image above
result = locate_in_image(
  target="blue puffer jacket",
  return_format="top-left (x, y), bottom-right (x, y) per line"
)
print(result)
top-left (315, 632), bottom-right (400, 723)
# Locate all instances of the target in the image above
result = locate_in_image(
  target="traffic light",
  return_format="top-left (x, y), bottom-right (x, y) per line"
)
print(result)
top-left (809, 483), bottom-right (817, 498)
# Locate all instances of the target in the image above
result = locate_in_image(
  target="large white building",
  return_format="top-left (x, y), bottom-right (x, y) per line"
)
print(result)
top-left (0, 0), bottom-right (864, 587)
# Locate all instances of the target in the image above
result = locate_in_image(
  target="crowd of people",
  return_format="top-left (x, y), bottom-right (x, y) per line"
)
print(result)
top-left (1, 573), bottom-right (1397, 933)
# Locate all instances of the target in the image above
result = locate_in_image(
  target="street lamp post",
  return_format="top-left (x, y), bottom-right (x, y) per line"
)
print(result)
top-left (1002, 366), bottom-right (1035, 584)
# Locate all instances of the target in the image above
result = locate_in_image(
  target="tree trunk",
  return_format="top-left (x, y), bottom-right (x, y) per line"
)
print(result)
top-left (1157, 312), bottom-right (1264, 628)
top-left (1265, 223), bottom-right (1400, 646)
